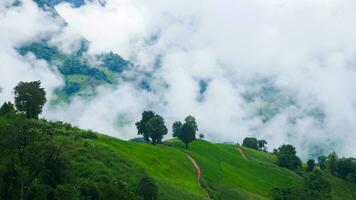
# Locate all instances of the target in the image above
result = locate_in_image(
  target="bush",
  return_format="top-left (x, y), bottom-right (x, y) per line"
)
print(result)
top-left (136, 176), bottom-right (158, 200)
top-left (305, 171), bottom-right (331, 200)
top-left (0, 102), bottom-right (16, 116)
top-left (98, 183), bottom-right (141, 200)
top-left (75, 131), bottom-right (98, 140)
top-left (78, 182), bottom-right (100, 200)
top-left (129, 137), bottom-right (146, 143)
top-left (271, 187), bottom-right (303, 200)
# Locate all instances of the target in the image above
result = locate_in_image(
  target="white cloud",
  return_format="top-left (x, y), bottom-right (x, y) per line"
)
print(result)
top-left (1, 0), bottom-right (356, 158)
top-left (0, 0), bottom-right (63, 105)
top-left (55, 0), bottom-right (148, 57)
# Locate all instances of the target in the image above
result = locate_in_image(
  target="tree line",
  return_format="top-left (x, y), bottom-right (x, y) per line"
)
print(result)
top-left (241, 136), bottom-right (355, 200)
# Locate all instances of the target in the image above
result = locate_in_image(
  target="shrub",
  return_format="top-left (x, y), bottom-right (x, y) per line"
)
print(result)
top-left (304, 171), bottom-right (331, 200)
top-left (271, 187), bottom-right (303, 200)
top-left (75, 131), bottom-right (98, 140)
top-left (136, 175), bottom-right (158, 200)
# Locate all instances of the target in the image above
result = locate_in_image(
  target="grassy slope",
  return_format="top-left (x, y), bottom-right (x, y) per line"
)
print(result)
top-left (97, 136), bottom-right (206, 200)
top-left (54, 128), bottom-right (356, 200)
top-left (58, 134), bottom-right (206, 200)
top-left (166, 140), bottom-right (303, 199)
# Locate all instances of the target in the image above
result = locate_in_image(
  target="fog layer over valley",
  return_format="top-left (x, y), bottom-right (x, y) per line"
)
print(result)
top-left (1, 0), bottom-right (356, 159)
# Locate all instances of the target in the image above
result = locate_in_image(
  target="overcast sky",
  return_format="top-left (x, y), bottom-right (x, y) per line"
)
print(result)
top-left (1, 0), bottom-right (356, 158)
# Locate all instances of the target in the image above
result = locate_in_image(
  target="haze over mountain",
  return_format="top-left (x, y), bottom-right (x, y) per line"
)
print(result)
top-left (1, 0), bottom-right (356, 159)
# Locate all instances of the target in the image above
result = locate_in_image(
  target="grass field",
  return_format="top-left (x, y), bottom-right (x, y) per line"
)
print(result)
top-left (56, 132), bottom-right (356, 200)
top-left (58, 135), bottom-right (206, 200)
top-left (166, 139), bottom-right (304, 199)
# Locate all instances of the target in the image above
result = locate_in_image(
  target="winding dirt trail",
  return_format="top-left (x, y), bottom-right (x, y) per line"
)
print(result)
top-left (186, 154), bottom-right (211, 199)
top-left (237, 146), bottom-right (248, 160)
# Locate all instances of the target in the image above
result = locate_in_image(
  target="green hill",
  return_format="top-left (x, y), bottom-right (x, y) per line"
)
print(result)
top-left (0, 115), bottom-right (355, 200)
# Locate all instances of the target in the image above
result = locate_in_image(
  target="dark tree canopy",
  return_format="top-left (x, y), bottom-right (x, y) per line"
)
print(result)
top-left (271, 187), bottom-right (303, 200)
top-left (145, 115), bottom-right (168, 145)
top-left (258, 139), bottom-right (267, 152)
top-left (136, 175), bottom-right (158, 200)
top-left (274, 144), bottom-right (302, 170)
top-left (172, 116), bottom-right (198, 149)
top-left (304, 171), bottom-right (332, 200)
top-left (337, 158), bottom-right (356, 182)
top-left (0, 101), bottom-right (16, 116)
top-left (242, 137), bottom-right (258, 150)
top-left (172, 121), bottom-right (182, 138)
top-left (307, 159), bottom-right (316, 172)
top-left (317, 155), bottom-right (327, 170)
top-left (14, 81), bottom-right (46, 119)
top-left (184, 115), bottom-right (198, 132)
top-left (327, 152), bottom-right (339, 175)
top-left (0, 116), bottom-right (68, 200)
top-left (180, 123), bottom-right (196, 149)
top-left (135, 111), bottom-right (167, 145)
top-left (136, 111), bottom-right (156, 142)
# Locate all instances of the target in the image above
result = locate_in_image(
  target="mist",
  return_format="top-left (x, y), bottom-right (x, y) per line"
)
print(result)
top-left (1, 0), bottom-right (356, 159)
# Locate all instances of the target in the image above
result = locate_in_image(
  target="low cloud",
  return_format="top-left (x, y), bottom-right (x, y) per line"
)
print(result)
top-left (0, 0), bottom-right (63, 102)
top-left (1, 0), bottom-right (356, 158)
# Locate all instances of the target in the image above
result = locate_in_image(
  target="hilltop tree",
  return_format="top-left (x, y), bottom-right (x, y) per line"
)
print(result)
top-left (145, 115), bottom-right (167, 145)
top-left (136, 111), bottom-right (167, 145)
top-left (172, 121), bottom-right (182, 138)
top-left (307, 159), bottom-right (316, 172)
top-left (180, 123), bottom-right (196, 149)
top-left (136, 111), bottom-right (155, 142)
top-left (184, 116), bottom-right (198, 132)
top-left (0, 101), bottom-right (16, 116)
top-left (274, 144), bottom-right (302, 170)
top-left (14, 81), bottom-right (46, 119)
top-left (327, 152), bottom-right (339, 175)
top-left (242, 137), bottom-right (258, 150)
top-left (258, 139), bottom-right (267, 152)
top-left (172, 116), bottom-right (198, 149)
top-left (317, 155), bottom-right (327, 170)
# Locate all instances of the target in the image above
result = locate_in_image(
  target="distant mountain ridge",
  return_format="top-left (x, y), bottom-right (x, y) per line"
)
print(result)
top-left (34, 0), bottom-right (87, 7)
top-left (18, 41), bottom-right (132, 102)
top-left (15, 0), bottom-right (152, 103)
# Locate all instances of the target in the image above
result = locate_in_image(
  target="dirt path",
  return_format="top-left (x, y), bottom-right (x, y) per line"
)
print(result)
top-left (237, 146), bottom-right (248, 160)
top-left (186, 154), bottom-right (211, 199)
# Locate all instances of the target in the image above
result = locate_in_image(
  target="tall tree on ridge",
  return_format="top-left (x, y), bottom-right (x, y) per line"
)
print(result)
top-left (173, 115), bottom-right (198, 149)
top-left (136, 111), bottom-right (167, 145)
top-left (14, 81), bottom-right (46, 119)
